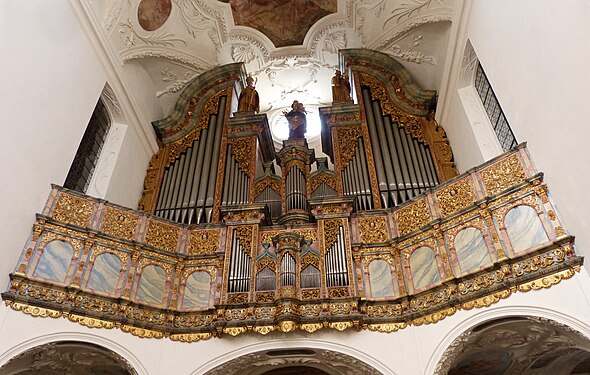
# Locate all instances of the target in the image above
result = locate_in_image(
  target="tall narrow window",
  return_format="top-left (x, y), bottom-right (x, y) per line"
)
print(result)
top-left (474, 63), bottom-right (517, 151)
top-left (64, 99), bottom-right (111, 193)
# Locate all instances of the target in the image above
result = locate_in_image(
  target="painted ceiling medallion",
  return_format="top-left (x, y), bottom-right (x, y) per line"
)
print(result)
top-left (138, 0), bottom-right (172, 31)
top-left (221, 0), bottom-right (337, 47)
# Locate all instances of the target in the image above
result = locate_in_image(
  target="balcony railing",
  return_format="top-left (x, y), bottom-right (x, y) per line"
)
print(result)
top-left (2, 144), bottom-right (582, 341)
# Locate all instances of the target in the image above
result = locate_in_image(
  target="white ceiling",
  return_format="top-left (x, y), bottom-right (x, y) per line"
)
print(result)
top-left (90, 0), bottom-right (456, 145)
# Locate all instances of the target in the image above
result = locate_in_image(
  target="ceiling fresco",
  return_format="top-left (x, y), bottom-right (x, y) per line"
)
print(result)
top-left (95, 0), bottom-right (455, 151)
top-left (222, 0), bottom-right (337, 47)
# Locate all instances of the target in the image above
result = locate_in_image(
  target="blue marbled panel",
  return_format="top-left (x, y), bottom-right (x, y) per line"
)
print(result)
top-left (182, 271), bottom-right (211, 310)
top-left (410, 246), bottom-right (441, 290)
top-left (137, 265), bottom-right (166, 305)
top-left (505, 205), bottom-right (548, 253)
top-left (454, 227), bottom-right (491, 274)
top-left (368, 259), bottom-right (395, 298)
top-left (86, 253), bottom-right (121, 294)
top-left (33, 240), bottom-right (73, 283)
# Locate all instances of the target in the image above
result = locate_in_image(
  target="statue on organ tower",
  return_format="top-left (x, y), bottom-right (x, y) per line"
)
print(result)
top-left (284, 100), bottom-right (307, 140)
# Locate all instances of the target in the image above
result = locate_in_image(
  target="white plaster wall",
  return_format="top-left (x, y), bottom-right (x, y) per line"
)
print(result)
top-left (440, 0), bottom-right (590, 260)
top-left (0, 1), bottom-right (107, 290)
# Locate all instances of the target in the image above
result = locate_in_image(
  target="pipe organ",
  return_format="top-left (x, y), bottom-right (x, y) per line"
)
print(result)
top-left (13, 50), bottom-right (579, 340)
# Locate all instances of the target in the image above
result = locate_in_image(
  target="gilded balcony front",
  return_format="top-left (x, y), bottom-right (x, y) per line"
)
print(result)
top-left (2, 145), bottom-right (582, 341)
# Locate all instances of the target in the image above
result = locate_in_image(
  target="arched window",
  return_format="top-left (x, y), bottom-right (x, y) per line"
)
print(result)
top-left (64, 98), bottom-right (111, 193)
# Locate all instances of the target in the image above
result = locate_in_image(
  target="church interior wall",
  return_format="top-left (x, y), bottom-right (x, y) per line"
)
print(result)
top-left (0, 1), bottom-right (107, 290)
top-left (441, 0), bottom-right (590, 259)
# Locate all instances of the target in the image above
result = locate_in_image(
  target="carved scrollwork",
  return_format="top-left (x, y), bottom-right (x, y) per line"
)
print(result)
top-left (358, 216), bottom-right (389, 243)
top-left (395, 198), bottom-right (431, 236)
top-left (189, 229), bottom-right (221, 255)
top-left (337, 126), bottom-right (363, 170)
top-left (52, 193), bottom-right (95, 228)
top-left (435, 178), bottom-right (476, 217)
top-left (480, 154), bottom-right (526, 196)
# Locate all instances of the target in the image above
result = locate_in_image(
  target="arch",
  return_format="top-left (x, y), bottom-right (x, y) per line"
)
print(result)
top-left (368, 259), bottom-right (395, 299)
top-left (33, 240), bottom-right (74, 283)
top-left (0, 333), bottom-right (146, 375)
top-left (301, 264), bottom-right (320, 289)
top-left (453, 226), bottom-right (491, 274)
top-left (425, 306), bottom-right (590, 374)
top-left (136, 264), bottom-right (167, 305)
top-left (182, 270), bottom-right (212, 310)
top-left (86, 252), bottom-right (122, 294)
top-left (409, 246), bottom-right (441, 291)
top-left (504, 204), bottom-right (549, 253)
top-left (193, 338), bottom-right (396, 375)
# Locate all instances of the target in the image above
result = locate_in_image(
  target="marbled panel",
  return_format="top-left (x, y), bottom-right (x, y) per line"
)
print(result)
top-left (505, 205), bottom-right (548, 253)
top-left (368, 260), bottom-right (395, 298)
top-left (454, 227), bottom-right (491, 274)
top-left (410, 246), bottom-right (441, 291)
top-left (33, 240), bottom-right (73, 283)
top-left (137, 265), bottom-right (166, 305)
top-left (86, 253), bottom-right (121, 294)
top-left (182, 271), bottom-right (212, 310)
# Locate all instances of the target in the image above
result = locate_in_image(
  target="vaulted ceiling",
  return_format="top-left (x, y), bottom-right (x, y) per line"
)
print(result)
top-left (90, 0), bottom-right (456, 142)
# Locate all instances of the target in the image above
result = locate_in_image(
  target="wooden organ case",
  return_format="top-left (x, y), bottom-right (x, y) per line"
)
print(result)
top-left (6, 49), bottom-right (580, 341)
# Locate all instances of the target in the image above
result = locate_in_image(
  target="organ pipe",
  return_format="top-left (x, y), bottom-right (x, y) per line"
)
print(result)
top-left (154, 96), bottom-right (227, 224)
top-left (361, 87), bottom-right (439, 208)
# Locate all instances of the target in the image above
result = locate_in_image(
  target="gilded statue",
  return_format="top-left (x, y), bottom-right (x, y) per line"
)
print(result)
top-left (284, 100), bottom-right (307, 140)
top-left (237, 75), bottom-right (259, 113)
top-left (331, 70), bottom-right (351, 103)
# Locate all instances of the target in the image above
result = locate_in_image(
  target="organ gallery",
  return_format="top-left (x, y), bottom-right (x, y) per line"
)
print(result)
top-left (2, 49), bottom-right (581, 341)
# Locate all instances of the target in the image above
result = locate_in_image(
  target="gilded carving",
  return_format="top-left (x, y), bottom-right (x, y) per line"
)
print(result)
top-left (360, 74), bottom-right (424, 140)
top-left (255, 292), bottom-right (275, 303)
top-left (233, 226), bottom-right (254, 256)
top-left (256, 256), bottom-right (276, 274)
top-left (310, 172), bottom-right (337, 194)
top-left (480, 154), bottom-right (526, 196)
top-left (435, 178), bottom-right (476, 216)
top-left (301, 253), bottom-right (319, 269)
top-left (328, 288), bottom-right (349, 299)
top-left (301, 289), bottom-right (320, 300)
top-left (52, 193), bottom-right (95, 228)
top-left (322, 219), bottom-right (342, 253)
top-left (189, 229), bottom-right (220, 255)
top-left (337, 126), bottom-right (363, 170)
top-left (395, 198), bottom-right (431, 236)
top-left (169, 333), bottom-right (213, 342)
top-left (253, 177), bottom-right (281, 198)
top-left (366, 322), bottom-right (407, 332)
top-left (227, 137), bottom-right (253, 173)
top-left (100, 207), bottom-right (138, 241)
top-left (226, 293), bottom-right (248, 304)
top-left (358, 216), bottom-right (389, 243)
top-left (166, 90), bottom-right (226, 165)
top-left (145, 220), bottom-right (180, 253)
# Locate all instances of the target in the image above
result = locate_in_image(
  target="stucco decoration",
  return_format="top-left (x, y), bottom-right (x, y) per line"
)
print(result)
top-left (0, 341), bottom-right (138, 375)
top-left (203, 348), bottom-right (383, 375)
top-left (436, 317), bottom-right (590, 375)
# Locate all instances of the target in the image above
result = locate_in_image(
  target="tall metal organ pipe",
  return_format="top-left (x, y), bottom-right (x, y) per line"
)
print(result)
top-left (361, 87), bottom-right (439, 208)
top-left (154, 96), bottom-right (227, 224)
